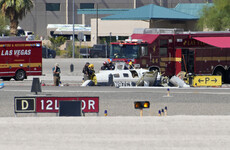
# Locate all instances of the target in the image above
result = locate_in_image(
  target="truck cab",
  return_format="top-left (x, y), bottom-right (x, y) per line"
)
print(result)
top-left (110, 40), bottom-right (148, 68)
top-left (90, 44), bottom-right (110, 58)
top-left (80, 44), bottom-right (110, 58)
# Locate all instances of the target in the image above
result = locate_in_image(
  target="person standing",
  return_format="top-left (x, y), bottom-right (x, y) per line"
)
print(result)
top-left (108, 61), bottom-right (115, 70)
top-left (53, 63), bottom-right (61, 86)
top-left (82, 62), bottom-right (90, 81)
top-left (88, 64), bottom-right (97, 85)
top-left (128, 61), bottom-right (134, 69)
top-left (101, 61), bottom-right (109, 70)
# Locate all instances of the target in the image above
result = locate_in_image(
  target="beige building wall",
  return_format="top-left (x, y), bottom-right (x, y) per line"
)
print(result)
top-left (91, 19), bottom-right (198, 46)
top-left (91, 19), bottom-right (149, 46)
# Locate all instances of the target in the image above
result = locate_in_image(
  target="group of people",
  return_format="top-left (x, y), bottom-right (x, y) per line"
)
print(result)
top-left (82, 62), bottom-right (97, 85)
top-left (52, 60), bottom-right (133, 86)
top-left (53, 62), bottom-right (97, 86)
top-left (101, 61), bottom-right (115, 70)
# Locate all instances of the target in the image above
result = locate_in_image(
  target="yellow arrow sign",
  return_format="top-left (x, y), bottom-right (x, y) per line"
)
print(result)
top-left (193, 76), bottom-right (222, 87)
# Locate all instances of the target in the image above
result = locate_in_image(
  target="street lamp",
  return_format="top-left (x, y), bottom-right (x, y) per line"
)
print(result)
top-left (109, 32), bottom-right (112, 58)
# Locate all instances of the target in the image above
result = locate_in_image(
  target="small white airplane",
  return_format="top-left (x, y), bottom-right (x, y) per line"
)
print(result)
top-left (82, 62), bottom-right (158, 87)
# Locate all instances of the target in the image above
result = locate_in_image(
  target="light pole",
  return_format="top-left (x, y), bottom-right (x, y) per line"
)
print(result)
top-left (96, 2), bottom-right (98, 44)
top-left (94, 0), bottom-right (100, 44)
top-left (109, 32), bottom-right (112, 44)
top-left (134, 0), bottom-right (136, 8)
top-left (109, 32), bottom-right (112, 58)
top-left (72, 0), bottom-right (75, 58)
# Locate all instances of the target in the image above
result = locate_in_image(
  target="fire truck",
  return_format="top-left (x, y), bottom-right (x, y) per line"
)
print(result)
top-left (110, 28), bottom-right (230, 83)
top-left (0, 38), bottom-right (42, 81)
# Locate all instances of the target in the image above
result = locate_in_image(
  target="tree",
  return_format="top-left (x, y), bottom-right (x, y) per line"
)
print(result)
top-left (0, 0), bottom-right (34, 36)
top-left (0, 12), bottom-right (9, 35)
top-left (197, 0), bottom-right (230, 31)
top-left (49, 36), bottom-right (67, 51)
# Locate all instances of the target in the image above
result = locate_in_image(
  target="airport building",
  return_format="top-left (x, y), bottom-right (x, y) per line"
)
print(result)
top-left (19, 0), bottom-right (213, 46)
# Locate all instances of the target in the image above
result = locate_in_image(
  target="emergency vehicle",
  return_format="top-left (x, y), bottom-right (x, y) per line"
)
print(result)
top-left (110, 28), bottom-right (230, 83)
top-left (0, 39), bottom-right (42, 81)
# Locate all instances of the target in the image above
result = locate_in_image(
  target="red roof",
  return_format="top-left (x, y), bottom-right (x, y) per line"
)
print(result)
top-left (193, 37), bottom-right (230, 48)
top-left (131, 34), bottom-right (159, 44)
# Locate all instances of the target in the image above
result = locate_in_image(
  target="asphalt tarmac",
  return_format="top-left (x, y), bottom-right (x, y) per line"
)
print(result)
top-left (1, 58), bottom-right (230, 117)
top-left (0, 116), bottom-right (229, 150)
top-left (0, 58), bottom-right (230, 149)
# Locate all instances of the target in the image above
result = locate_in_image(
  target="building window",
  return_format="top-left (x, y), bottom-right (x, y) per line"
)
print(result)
top-left (46, 3), bottom-right (60, 11)
top-left (80, 3), bottom-right (94, 9)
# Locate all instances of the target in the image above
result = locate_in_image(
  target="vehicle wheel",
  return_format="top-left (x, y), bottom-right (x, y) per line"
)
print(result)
top-left (214, 69), bottom-right (225, 83)
top-left (149, 67), bottom-right (159, 72)
top-left (15, 70), bottom-right (26, 81)
top-left (93, 53), bottom-right (99, 58)
top-left (1, 77), bottom-right (11, 81)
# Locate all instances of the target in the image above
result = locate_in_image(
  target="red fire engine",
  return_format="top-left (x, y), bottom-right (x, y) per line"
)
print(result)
top-left (110, 28), bottom-right (230, 83)
top-left (0, 39), bottom-right (42, 81)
